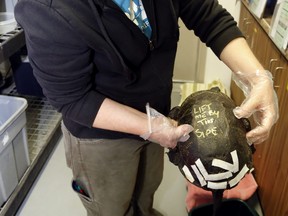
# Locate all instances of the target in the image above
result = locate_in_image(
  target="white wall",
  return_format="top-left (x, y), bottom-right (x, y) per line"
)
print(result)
top-left (203, 0), bottom-right (241, 93)
top-left (173, 20), bottom-right (205, 82)
top-left (173, 0), bottom-right (241, 93)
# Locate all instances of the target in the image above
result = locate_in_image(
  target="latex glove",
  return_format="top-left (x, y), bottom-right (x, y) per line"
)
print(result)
top-left (232, 70), bottom-right (279, 144)
top-left (140, 104), bottom-right (193, 148)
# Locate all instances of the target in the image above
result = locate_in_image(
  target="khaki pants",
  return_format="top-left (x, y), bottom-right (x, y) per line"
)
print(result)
top-left (61, 123), bottom-right (164, 216)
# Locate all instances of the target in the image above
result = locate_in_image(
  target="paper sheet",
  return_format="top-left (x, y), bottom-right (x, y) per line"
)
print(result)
top-left (270, 0), bottom-right (288, 50)
top-left (249, 0), bottom-right (268, 18)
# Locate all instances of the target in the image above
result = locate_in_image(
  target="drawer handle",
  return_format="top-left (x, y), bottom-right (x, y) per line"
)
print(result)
top-left (269, 59), bottom-right (278, 71)
top-left (243, 21), bottom-right (252, 35)
top-left (273, 67), bottom-right (284, 89)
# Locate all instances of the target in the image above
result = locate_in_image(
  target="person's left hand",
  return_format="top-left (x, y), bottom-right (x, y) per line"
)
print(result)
top-left (232, 70), bottom-right (279, 144)
top-left (140, 104), bottom-right (193, 148)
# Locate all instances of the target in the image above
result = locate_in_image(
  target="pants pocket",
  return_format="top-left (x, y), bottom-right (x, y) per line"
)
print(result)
top-left (71, 180), bottom-right (92, 203)
top-left (71, 179), bottom-right (102, 215)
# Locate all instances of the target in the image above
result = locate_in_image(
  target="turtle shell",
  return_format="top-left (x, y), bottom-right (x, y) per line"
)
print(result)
top-left (168, 87), bottom-right (254, 191)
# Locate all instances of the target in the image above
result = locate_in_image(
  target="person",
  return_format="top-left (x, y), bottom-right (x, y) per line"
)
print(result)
top-left (14, 0), bottom-right (278, 215)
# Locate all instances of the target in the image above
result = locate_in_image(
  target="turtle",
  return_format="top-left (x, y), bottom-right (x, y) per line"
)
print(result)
top-left (167, 87), bottom-right (254, 215)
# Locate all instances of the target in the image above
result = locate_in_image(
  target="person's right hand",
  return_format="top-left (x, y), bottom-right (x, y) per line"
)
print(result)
top-left (232, 70), bottom-right (279, 144)
top-left (140, 105), bottom-right (193, 148)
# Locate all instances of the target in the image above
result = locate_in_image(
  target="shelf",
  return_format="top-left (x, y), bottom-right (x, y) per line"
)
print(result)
top-left (242, 0), bottom-right (288, 60)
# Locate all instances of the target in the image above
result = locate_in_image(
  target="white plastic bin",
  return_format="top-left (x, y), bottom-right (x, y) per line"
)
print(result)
top-left (0, 143), bottom-right (18, 207)
top-left (0, 12), bottom-right (17, 35)
top-left (0, 95), bottom-right (30, 206)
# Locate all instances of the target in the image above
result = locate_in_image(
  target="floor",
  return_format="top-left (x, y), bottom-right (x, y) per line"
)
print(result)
top-left (15, 137), bottom-right (264, 216)
top-left (15, 137), bottom-right (189, 216)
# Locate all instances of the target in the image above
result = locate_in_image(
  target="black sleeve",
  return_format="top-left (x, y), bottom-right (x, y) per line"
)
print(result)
top-left (179, 0), bottom-right (244, 57)
top-left (15, 0), bottom-right (106, 127)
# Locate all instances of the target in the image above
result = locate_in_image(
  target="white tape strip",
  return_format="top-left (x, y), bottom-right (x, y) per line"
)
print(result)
top-left (207, 181), bottom-right (228, 190)
top-left (212, 150), bottom-right (239, 173)
top-left (192, 165), bottom-right (207, 186)
top-left (182, 165), bottom-right (195, 183)
top-left (195, 159), bottom-right (232, 181)
top-left (229, 164), bottom-right (249, 187)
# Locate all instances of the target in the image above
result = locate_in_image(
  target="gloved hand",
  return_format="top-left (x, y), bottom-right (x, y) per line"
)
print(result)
top-left (140, 104), bottom-right (193, 148)
top-left (232, 70), bottom-right (279, 144)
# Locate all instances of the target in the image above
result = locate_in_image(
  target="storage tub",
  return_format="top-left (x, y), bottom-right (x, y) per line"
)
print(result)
top-left (0, 95), bottom-right (30, 206)
top-left (0, 12), bottom-right (17, 35)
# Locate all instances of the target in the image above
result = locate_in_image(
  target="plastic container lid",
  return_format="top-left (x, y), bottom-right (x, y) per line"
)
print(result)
top-left (0, 95), bottom-right (27, 135)
top-left (0, 12), bottom-right (17, 34)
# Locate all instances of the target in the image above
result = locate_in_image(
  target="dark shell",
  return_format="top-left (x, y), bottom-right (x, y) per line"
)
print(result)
top-left (168, 87), bottom-right (254, 191)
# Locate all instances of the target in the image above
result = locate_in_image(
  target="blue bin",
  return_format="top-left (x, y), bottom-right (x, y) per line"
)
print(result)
top-left (10, 49), bottom-right (44, 97)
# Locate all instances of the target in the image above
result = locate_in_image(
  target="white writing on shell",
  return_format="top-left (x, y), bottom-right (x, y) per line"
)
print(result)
top-left (194, 103), bottom-right (220, 138)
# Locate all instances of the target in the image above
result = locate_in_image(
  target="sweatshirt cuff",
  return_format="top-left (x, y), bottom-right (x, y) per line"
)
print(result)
top-left (209, 27), bottom-right (244, 58)
top-left (71, 91), bottom-right (106, 128)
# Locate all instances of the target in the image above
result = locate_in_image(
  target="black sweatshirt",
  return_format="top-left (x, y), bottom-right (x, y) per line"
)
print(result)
top-left (15, 0), bottom-right (243, 139)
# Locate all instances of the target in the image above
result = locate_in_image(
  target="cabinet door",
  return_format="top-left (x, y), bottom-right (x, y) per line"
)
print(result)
top-left (250, 24), bottom-right (269, 63)
top-left (259, 58), bottom-right (288, 215)
top-left (275, 92), bottom-right (288, 216)
top-left (239, 4), bottom-right (251, 31)
top-left (235, 3), bottom-right (288, 216)
top-left (232, 4), bottom-right (255, 106)
top-left (273, 56), bottom-right (288, 108)
top-left (239, 5), bottom-right (255, 47)
top-left (253, 42), bottom-right (283, 177)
